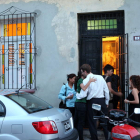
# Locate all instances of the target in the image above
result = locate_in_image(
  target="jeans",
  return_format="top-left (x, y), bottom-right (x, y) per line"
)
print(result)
top-left (74, 102), bottom-right (86, 140)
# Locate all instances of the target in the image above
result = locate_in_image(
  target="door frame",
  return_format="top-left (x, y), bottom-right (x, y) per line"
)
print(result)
top-left (78, 34), bottom-right (128, 110)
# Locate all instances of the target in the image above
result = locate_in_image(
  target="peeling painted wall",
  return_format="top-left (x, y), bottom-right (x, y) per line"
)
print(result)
top-left (0, 0), bottom-right (140, 107)
top-left (119, 0), bottom-right (140, 76)
top-left (0, 0), bottom-right (125, 62)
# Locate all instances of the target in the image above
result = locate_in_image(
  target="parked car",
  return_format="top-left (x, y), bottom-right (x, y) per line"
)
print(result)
top-left (0, 89), bottom-right (79, 140)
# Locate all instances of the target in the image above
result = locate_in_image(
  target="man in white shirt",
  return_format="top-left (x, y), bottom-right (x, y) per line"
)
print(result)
top-left (76, 64), bottom-right (109, 140)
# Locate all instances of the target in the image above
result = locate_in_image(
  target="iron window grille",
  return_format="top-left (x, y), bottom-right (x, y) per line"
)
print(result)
top-left (87, 19), bottom-right (117, 30)
top-left (0, 6), bottom-right (36, 89)
top-left (78, 11), bottom-right (124, 37)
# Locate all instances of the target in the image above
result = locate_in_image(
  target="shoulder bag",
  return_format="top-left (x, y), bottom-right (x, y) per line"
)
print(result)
top-left (59, 85), bottom-right (67, 108)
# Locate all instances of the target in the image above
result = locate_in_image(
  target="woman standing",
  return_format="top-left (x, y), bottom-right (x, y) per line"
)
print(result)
top-left (74, 71), bottom-right (96, 140)
top-left (124, 75), bottom-right (140, 132)
top-left (58, 73), bottom-right (76, 117)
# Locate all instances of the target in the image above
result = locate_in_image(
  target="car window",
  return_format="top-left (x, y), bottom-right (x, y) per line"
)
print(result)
top-left (6, 92), bottom-right (53, 113)
top-left (0, 104), bottom-right (4, 113)
top-left (0, 102), bottom-right (6, 117)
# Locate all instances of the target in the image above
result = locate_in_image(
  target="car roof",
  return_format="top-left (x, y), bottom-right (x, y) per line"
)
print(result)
top-left (0, 89), bottom-right (23, 96)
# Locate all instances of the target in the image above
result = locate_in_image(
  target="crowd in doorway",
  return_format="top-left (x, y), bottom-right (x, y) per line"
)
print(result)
top-left (58, 64), bottom-right (140, 140)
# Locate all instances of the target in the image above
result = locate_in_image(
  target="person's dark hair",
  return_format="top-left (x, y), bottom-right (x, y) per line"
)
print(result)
top-left (130, 75), bottom-right (140, 91)
top-left (67, 73), bottom-right (76, 82)
top-left (104, 64), bottom-right (114, 74)
top-left (80, 64), bottom-right (91, 73)
top-left (74, 71), bottom-right (82, 91)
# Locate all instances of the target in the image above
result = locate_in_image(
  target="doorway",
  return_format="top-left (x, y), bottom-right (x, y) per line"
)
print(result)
top-left (78, 10), bottom-right (125, 75)
top-left (102, 36), bottom-right (120, 109)
top-left (102, 36), bottom-right (119, 75)
top-left (78, 11), bottom-right (129, 109)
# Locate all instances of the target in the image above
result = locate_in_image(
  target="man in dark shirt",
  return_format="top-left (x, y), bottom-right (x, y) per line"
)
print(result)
top-left (103, 64), bottom-right (122, 109)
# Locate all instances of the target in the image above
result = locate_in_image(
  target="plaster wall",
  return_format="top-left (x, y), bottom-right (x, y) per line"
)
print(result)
top-left (120, 0), bottom-right (140, 76)
top-left (0, 0), bottom-right (139, 107)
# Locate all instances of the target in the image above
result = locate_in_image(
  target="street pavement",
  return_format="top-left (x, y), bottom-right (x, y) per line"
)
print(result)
top-left (83, 129), bottom-right (105, 140)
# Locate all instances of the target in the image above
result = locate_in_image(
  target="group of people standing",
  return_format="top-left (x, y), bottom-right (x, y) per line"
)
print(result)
top-left (58, 63), bottom-right (140, 140)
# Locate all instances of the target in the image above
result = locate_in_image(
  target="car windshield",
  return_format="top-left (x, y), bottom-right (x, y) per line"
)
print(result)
top-left (5, 92), bottom-right (53, 113)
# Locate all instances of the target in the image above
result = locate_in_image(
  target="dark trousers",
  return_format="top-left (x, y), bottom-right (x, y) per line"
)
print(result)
top-left (74, 102), bottom-right (86, 140)
top-left (66, 107), bottom-right (75, 118)
top-left (113, 93), bottom-right (120, 109)
top-left (87, 98), bottom-right (108, 140)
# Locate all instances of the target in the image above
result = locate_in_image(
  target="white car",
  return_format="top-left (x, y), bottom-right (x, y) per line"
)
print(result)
top-left (0, 90), bottom-right (79, 140)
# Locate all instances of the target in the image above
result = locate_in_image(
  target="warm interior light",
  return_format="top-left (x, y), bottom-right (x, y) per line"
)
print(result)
top-left (102, 37), bottom-right (118, 41)
top-left (102, 36), bottom-right (119, 76)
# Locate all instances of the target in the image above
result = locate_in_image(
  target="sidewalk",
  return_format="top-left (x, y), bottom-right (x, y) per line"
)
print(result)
top-left (83, 129), bottom-right (105, 140)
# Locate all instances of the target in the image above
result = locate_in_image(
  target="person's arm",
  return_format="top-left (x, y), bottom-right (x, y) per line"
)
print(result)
top-left (58, 85), bottom-right (73, 100)
top-left (124, 88), bottom-right (139, 104)
top-left (58, 85), bottom-right (67, 101)
top-left (80, 77), bottom-right (96, 91)
top-left (76, 89), bottom-right (88, 99)
top-left (107, 82), bottom-right (122, 97)
top-left (76, 79), bottom-right (89, 99)
top-left (103, 80), bottom-right (110, 106)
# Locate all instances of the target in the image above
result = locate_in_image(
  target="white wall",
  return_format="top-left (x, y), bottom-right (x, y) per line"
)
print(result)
top-left (0, 0), bottom-right (139, 107)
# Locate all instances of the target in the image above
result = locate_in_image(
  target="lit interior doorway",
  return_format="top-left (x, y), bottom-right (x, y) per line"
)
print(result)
top-left (102, 36), bottom-right (120, 109)
top-left (102, 36), bottom-right (119, 75)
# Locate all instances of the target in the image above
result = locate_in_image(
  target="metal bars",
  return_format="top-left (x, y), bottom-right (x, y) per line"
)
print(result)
top-left (124, 33), bottom-right (129, 115)
top-left (0, 6), bottom-right (36, 89)
top-left (78, 11), bottom-right (124, 37)
top-left (78, 11), bottom-right (127, 110)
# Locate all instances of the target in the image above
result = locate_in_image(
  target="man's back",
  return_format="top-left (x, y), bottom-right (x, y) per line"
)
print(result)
top-left (83, 73), bottom-right (109, 101)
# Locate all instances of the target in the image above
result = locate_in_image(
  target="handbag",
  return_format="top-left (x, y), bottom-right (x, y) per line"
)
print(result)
top-left (59, 85), bottom-right (67, 108)
top-left (59, 100), bottom-right (66, 108)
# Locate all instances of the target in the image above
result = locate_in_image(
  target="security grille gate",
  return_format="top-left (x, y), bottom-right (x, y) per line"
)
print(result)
top-left (79, 37), bottom-right (102, 74)
top-left (78, 11), bottom-right (124, 74)
top-left (78, 11), bottom-right (129, 110)
top-left (78, 11), bottom-right (124, 37)
top-left (0, 6), bottom-right (36, 89)
top-left (119, 34), bottom-right (129, 110)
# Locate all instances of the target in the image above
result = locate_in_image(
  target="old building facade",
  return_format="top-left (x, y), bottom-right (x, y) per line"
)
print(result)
top-left (0, 0), bottom-right (139, 109)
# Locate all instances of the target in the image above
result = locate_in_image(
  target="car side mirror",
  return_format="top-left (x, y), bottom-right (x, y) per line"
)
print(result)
top-left (92, 104), bottom-right (101, 111)
top-left (134, 108), bottom-right (140, 114)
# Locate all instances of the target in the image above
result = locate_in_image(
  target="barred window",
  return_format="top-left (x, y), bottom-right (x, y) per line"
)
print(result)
top-left (8, 44), bottom-right (14, 66)
top-left (0, 7), bottom-right (36, 89)
top-left (87, 19), bottom-right (117, 30)
top-left (19, 44), bottom-right (25, 65)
